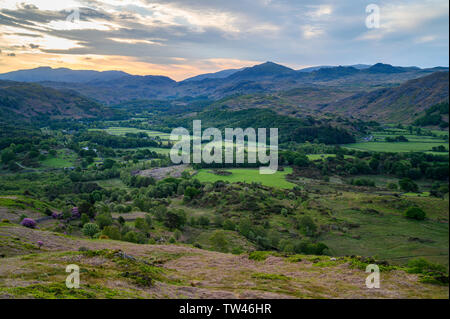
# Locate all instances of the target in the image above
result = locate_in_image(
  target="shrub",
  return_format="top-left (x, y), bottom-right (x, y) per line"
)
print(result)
top-left (184, 187), bottom-right (200, 200)
top-left (82, 223), bottom-right (100, 237)
top-left (209, 230), bottom-right (228, 252)
top-left (293, 240), bottom-right (328, 255)
top-left (102, 225), bottom-right (121, 240)
top-left (351, 178), bottom-right (375, 187)
top-left (197, 216), bottom-right (210, 227)
top-left (405, 207), bottom-right (426, 220)
top-left (123, 231), bottom-right (139, 243)
top-left (1, 219), bottom-right (10, 223)
top-left (71, 207), bottom-right (80, 219)
top-left (407, 258), bottom-right (448, 285)
top-left (298, 216), bottom-right (317, 236)
top-left (144, 214), bottom-right (153, 228)
top-left (80, 213), bottom-right (89, 225)
top-left (51, 212), bottom-right (61, 219)
top-left (164, 209), bottom-right (186, 230)
top-left (387, 182), bottom-right (398, 190)
top-left (62, 208), bottom-right (72, 220)
top-left (95, 212), bottom-right (113, 229)
top-left (223, 219), bottom-right (235, 231)
top-left (99, 235), bottom-right (109, 240)
top-left (20, 218), bottom-right (36, 229)
top-left (399, 178), bottom-right (419, 192)
top-left (248, 251), bottom-right (272, 261)
top-left (135, 218), bottom-right (150, 232)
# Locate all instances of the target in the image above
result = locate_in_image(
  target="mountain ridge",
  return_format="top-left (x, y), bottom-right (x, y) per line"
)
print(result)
top-left (323, 71), bottom-right (449, 123)
top-left (0, 80), bottom-right (113, 121)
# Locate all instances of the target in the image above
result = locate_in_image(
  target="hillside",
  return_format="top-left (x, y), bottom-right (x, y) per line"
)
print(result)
top-left (7, 63), bottom-right (445, 104)
top-left (0, 67), bottom-right (129, 83)
top-left (0, 224), bottom-right (447, 299)
top-left (323, 71), bottom-right (449, 123)
top-left (182, 68), bottom-right (244, 82)
top-left (0, 80), bottom-right (112, 120)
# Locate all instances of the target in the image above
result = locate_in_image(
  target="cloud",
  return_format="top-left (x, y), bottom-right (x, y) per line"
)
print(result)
top-left (301, 25), bottom-right (324, 39)
top-left (307, 5), bottom-right (332, 19)
top-left (0, 0), bottom-right (448, 79)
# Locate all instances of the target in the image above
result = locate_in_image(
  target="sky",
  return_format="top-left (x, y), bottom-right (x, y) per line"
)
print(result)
top-left (0, 0), bottom-right (448, 81)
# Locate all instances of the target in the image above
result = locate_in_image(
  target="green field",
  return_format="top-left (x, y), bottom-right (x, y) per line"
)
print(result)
top-left (195, 167), bottom-right (295, 189)
top-left (344, 128), bottom-right (449, 153)
top-left (89, 127), bottom-right (171, 140)
top-left (344, 142), bottom-right (448, 153)
top-left (318, 192), bottom-right (449, 266)
top-left (307, 154), bottom-right (355, 160)
top-left (41, 149), bottom-right (76, 168)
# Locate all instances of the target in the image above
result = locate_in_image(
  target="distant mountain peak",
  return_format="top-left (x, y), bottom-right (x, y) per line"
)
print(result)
top-left (366, 63), bottom-right (405, 73)
top-left (228, 61), bottom-right (295, 80)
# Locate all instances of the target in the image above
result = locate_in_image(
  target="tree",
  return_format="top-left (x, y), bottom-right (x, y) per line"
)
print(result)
top-left (223, 219), bottom-right (235, 231)
top-left (123, 231), bottom-right (139, 243)
top-left (184, 186), bottom-right (200, 200)
top-left (135, 217), bottom-right (150, 232)
top-left (102, 225), bottom-right (121, 240)
top-left (209, 230), bottom-right (228, 252)
top-left (399, 178), bottom-right (419, 192)
top-left (405, 207), bottom-right (426, 220)
top-left (298, 216), bottom-right (317, 236)
top-left (153, 205), bottom-right (167, 222)
top-left (144, 214), bottom-right (153, 228)
top-left (95, 212), bottom-right (113, 229)
top-left (79, 201), bottom-right (95, 218)
top-left (237, 218), bottom-right (252, 238)
top-left (387, 182), bottom-right (398, 190)
top-left (293, 155), bottom-right (309, 167)
top-left (103, 158), bottom-right (116, 169)
top-left (82, 223), bottom-right (100, 237)
top-left (164, 209), bottom-right (186, 230)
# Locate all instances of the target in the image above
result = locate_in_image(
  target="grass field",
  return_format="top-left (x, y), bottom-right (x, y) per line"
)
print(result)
top-left (307, 154), bottom-right (355, 160)
top-left (344, 142), bottom-right (448, 153)
top-left (195, 167), bottom-right (295, 189)
top-left (318, 192), bottom-right (449, 266)
top-left (40, 149), bottom-right (76, 168)
top-left (344, 128), bottom-right (449, 153)
top-left (89, 127), bottom-right (171, 140)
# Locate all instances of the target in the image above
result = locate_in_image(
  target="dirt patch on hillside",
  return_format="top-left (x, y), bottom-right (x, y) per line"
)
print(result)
top-left (135, 164), bottom-right (189, 180)
top-left (0, 208), bottom-right (43, 224)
